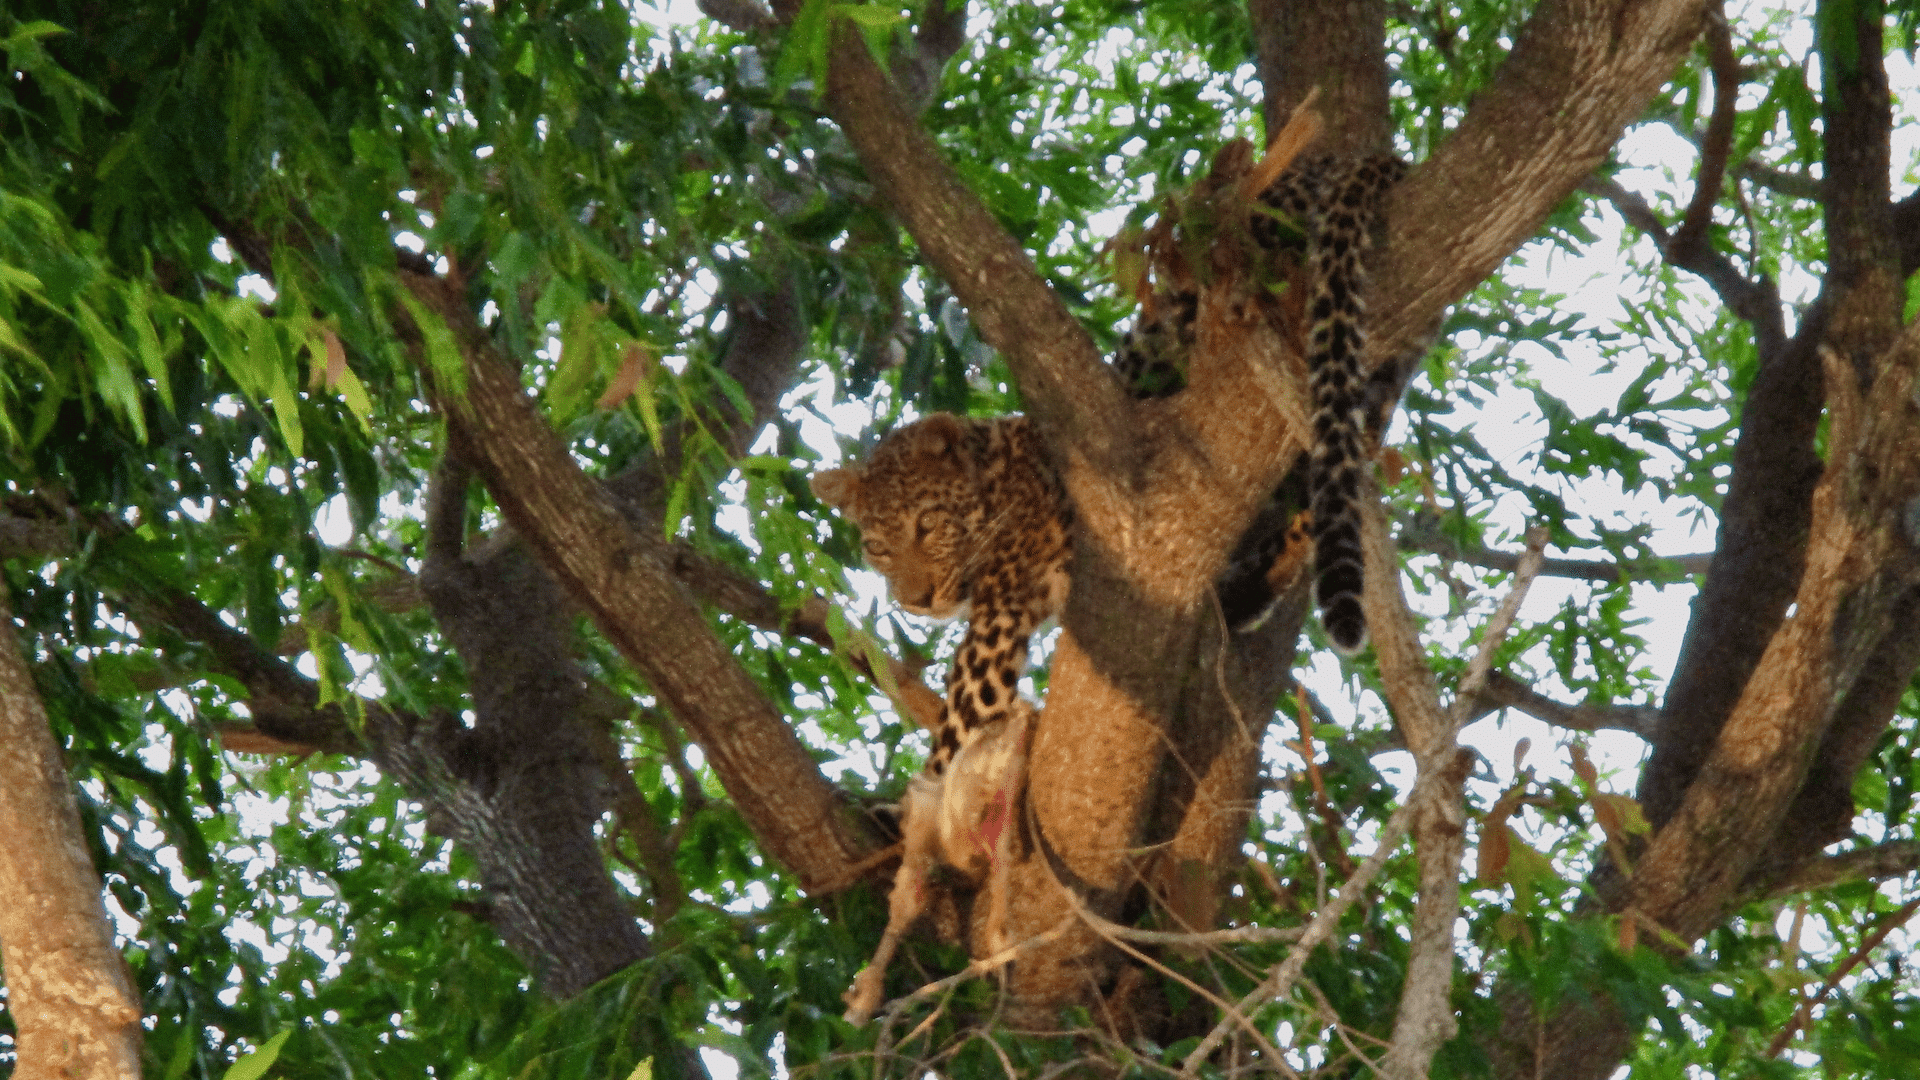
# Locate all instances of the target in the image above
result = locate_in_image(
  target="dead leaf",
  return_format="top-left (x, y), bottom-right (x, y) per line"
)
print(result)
top-left (1378, 445), bottom-right (1407, 483)
top-left (596, 344), bottom-right (652, 410)
top-left (324, 327), bottom-right (347, 388)
top-left (1570, 742), bottom-right (1599, 787)
top-left (1478, 820), bottom-right (1511, 885)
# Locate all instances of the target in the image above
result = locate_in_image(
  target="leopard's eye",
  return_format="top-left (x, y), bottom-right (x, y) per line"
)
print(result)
top-left (916, 510), bottom-right (950, 536)
top-left (862, 539), bottom-right (887, 558)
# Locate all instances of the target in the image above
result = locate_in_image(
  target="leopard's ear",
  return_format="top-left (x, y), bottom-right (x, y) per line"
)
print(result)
top-left (913, 412), bottom-right (969, 456)
top-left (810, 468), bottom-right (860, 509)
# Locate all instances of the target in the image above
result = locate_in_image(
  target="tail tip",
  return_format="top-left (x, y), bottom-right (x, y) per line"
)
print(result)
top-left (1323, 600), bottom-right (1368, 655)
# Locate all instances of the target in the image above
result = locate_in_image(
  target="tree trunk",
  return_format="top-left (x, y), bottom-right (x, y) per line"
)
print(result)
top-left (0, 587), bottom-right (144, 1080)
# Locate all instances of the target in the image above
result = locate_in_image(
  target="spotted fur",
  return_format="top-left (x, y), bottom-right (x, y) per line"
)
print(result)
top-left (814, 414), bottom-right (1067, 1023)
top-left (817, 153), bottom-right (1401, 1021)
top-left (1299, 155), bottom-right (1403, 654)
top-left (811, 413), bottom-right (1070, 774)
top-left (1114, 153), bottom-right (1404, 652)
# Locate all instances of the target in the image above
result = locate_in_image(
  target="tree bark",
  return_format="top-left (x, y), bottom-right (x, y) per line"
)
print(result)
top-left (816, 0), bottom-right (1715, 1043)
top-left (0, 587), bottom-right (144, 1080)
top-left (401, 271), bottom-right (879, 894)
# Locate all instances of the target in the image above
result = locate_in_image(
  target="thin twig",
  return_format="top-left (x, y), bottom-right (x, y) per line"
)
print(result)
top-left (876, 918), bottom-right (1076, 1022)
top-left (1062, 886), bottom-right (1297, 1076)
top-left (1293, 685), bottom-right (1354, 876)
top-left (1765, 898), bottom-right (1920, 1057)
top-left (1584, 174), bottom-right (1787, 358)
top-left (1451, 525), bottom-right (1550, 725)
top-left (1069, 896), bottom-right (1305, 947)
top-left (1396, 513), bottom-right (1713, 583)
top-left (1178, 773), bottom-right (1427, 1077)
top-left (1305, 979), bottom-right (1388, 1075)
top-left (1458, 670), bottom-right (1662, 740)
top-left (1668, 5), bottom-right (1740, 262)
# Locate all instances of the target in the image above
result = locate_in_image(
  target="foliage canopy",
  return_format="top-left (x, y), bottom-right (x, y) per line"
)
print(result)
top-left (2, 0), bottom-right (1919, 1078)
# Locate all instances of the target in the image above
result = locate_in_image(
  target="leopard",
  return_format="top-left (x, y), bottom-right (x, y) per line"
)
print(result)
top-left (811, 412), bottom-right (1070, 770)
top-left (811, 413), bottom-right (1067, 1022)
top-left (815, 151), bottom-right (1403, 1021)
top-left (1113, 151), bottom-right (1406, 653)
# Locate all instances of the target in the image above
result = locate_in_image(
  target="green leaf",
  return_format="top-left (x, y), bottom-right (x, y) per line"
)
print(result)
top-left (492, 231), bottom-right (539, 286)
top-left (773, 0), bottom-right (832, 95)
top-left (259, 324), bottom-right (304, 459)
top-left (221, 1028), bottom-right (292, 1080)
top-left (124, 283), bottom-right (174, 413)
top-left (2, 19), bottom-right (71, 46)
top-left (393, 284), bottom-right (467, 401)
top-left (73, 297), bottom-right (148, 442)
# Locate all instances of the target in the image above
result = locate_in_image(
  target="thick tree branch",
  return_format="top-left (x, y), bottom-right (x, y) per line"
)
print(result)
top-left (1646, 0), bottom-right (1899, 831)
top-left (1628, 336), bottom-right (1920, 944)
top-left (1354, 487), bottom-right (1468, 1077)
top-left (1247, 0), bottom-right (1393, 156)
top-left (1893, 190), bottom-right (1920, 276)
top-left (821, 19), bottom-right (1129, 472)
top-left (401, 270), bottom-right (876, 893)
top-left (1755, 583), bottom-right (1920, 876)
top-left (1365, 0), bottom-right (1712, 378)
top-left (115, 584), bottom-right (372, 758)
top-left (1755, 840), bottom-right (1920, 901)
top-left (1817, 0), bottom-right (1903, 362)
top-left (1501, 329), bottom-right (1920, 1080)
top-left (1643, 312), bottom-right (1827, 824)
top-left (0, 513), bottom-right (74, 560)
top-left (0, 588), bottom-right (145, 1080)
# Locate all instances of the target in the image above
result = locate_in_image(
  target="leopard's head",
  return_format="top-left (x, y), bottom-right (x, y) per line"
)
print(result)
top-left (811, 413), bottom-right (981, 619)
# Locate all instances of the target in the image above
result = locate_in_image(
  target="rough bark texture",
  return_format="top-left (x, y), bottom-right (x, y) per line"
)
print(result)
top-left (1249, 0), bottom-right (1392, 158)
top-left (411, 473), bottom-right (656, 998)
top-left (1484, 11), bottom-right (1920, 1077)
top-left (1366, 0), bottom-right (1712, 378)
top-left (1645, 0), bottom-right (1899, 827)
top-left (1492, 325), bottom-right (1920, 1080)
top-left (821, 0), bottom-right (1713, 1044)
top-left (0, 589), bottom-right (144, 1080)
top-left (402, 271), bottom-right (878, 894)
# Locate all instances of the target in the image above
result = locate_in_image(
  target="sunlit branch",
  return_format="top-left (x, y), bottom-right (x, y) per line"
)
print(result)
top-left (1452, 526), bottom-right (1549, 723)
top-left (1461, 670), bottom-right (1662, 739)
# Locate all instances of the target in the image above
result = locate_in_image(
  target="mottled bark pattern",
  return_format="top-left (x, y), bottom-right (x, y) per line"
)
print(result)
top-left (0, 588), bottom-right (144, 1080)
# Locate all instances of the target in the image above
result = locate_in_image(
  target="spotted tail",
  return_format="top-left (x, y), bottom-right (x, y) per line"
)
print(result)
top-left (1302, 156), bottom-right (1404, 655)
